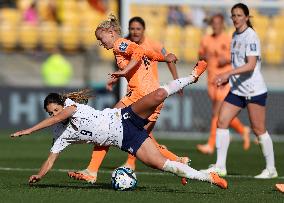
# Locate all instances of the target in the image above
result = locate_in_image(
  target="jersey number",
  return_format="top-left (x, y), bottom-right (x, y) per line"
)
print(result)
top-left (80, 130), bottom-right (92, 137)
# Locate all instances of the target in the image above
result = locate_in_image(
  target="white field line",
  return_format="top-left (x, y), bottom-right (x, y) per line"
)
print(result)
top-left (0, 167), bottom-right (283, 179)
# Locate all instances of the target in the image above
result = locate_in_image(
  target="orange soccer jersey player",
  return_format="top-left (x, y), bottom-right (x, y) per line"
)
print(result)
top-left (68, 15), bottom-right (189, 184)
top-left (196, 14), bottom-right (250, 154)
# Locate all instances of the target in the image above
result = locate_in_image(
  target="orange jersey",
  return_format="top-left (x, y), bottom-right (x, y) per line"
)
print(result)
top-left (113, 38), bottom-right (165, 121)
top-left (139, 37), bottom-right (168, 82)
top-left (199, 32), bottom-right (232, 83)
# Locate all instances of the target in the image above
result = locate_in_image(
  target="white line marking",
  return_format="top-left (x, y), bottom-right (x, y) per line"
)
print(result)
top-left (0, 167), bottom-right (283, 179)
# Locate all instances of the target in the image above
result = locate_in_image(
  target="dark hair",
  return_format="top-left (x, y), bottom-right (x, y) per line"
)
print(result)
top-left (43, 89), bottom-right (94, 111)
top-left (231, 3), bottom-right (253, 28)
top-left (128, 16), bottom-right (146, 30)
top-left (44, 93), bottom-right (64, 111)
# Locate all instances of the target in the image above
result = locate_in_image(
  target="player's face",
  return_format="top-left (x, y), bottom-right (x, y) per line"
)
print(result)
top-left (128, 21), bottom-right (145, 44)
top-left (96, 29), bottom-right (114, 50)
top-left (211, 17), bottom-right (223, 35)
top-left (46, 103), bottom-right (64, 117)
top-left (231, 8), bottom-right (249, 31)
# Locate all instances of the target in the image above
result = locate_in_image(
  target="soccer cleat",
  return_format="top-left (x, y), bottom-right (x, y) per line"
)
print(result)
top-left (196, 144), bottom-right (214, 155)
top-left (200, 164), bottom-right (227, 177)
top-left (254, 168), bottom-right (278, 179)
top-left (68, 169), bottom-right (97, 184)
top-left (275, 184), bottom-right (284, 193)
top-left (242, 126), bottom-right (251, 150)
top-left (210, 172), bottom-right (228, 189)
top-left (191, 60), bottom-right (207, 82)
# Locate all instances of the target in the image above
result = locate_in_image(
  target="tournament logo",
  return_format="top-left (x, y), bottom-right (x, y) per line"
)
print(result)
top-left (250, 43), bottom-right (256, 51)
top-left (119, 42), bottom-right (128, 52)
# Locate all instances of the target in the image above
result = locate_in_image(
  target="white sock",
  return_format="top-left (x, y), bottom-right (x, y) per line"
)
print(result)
top-left (160, 75), bottom-right (196, 96)
top-left (215, 128), bottom-right (230, 170)
top-left (162, 159), bottom-right (210, 182)
top-left (258, 131), bottom-right (276, 170)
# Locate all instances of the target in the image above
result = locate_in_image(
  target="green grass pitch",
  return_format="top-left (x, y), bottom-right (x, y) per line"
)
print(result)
top-left (0, 132), bottom-right (283, 202)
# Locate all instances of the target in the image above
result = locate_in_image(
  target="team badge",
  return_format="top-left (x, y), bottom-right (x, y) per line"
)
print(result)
top-left (119, 42), bottom-right (128, 52)
top-left (250, 43), bottom-right (256, 51)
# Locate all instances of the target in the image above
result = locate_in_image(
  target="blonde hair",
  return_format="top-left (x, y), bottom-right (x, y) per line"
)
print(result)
top-left (96, 13), bottom-right (121, 35)
top-left (62, 89), bottom-right (94, 104)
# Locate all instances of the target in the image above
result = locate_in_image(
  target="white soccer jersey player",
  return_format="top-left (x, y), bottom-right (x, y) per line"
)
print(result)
top-left (50, 98), bottom-right (124, 153)
top-left (230, 27), bottom-right (267, 97)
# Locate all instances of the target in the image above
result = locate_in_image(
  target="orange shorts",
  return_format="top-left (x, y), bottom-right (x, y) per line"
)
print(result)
top-left (120, 89), bottom-right (163, 122)
top-left (207, 83), bottom-right (230, 101)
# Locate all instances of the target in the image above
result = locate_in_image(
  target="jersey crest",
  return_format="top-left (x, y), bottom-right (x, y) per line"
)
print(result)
top-left (119, 42), bottom-right (128, 52)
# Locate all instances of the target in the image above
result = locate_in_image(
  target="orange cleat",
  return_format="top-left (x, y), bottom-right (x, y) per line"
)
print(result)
top-left (275, 184), bottom-right (284, 193)
top-left (191, 60), bottom-right (207, 82)
top-left (68, 169), bottom-right (97, 184)
top-left (210, 172), bottom-right (228, 189)
top-left (196, 144), bottom-right (214, 155)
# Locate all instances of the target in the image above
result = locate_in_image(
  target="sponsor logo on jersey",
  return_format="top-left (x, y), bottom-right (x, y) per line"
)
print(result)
top-left (250, 43), bottom-right (256, 51)
top-left (119, 42), bottom-right (128, 52)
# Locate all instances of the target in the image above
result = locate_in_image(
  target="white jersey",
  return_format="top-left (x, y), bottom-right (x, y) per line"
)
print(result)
top-left (230, 27), bottom-right (267, 96)
top-left (50, 98), bottom-right (123, 153)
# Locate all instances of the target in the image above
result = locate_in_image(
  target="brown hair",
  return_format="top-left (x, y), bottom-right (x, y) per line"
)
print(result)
top-left (96, 13), bottom-right (121, 35)
top-left (44, 89), bottom-right (94, 111)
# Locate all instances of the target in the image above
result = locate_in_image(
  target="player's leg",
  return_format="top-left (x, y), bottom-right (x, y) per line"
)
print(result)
top-left (135, 137), bottom-right (227, 189)
top-left (197, 97), bottom-right (221, 154)
top-left (247, 101), bottom-right (277, 179)
top-left (201, 99), bottom-right (241, 176)
top-left (229, 117), bottom-right (251, 150)
top-left (132, 60), bottom-right (207, 120)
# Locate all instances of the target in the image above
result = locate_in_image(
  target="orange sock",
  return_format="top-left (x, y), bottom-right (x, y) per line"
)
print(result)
top-left (150, 132), bottom-right (178, 161)
top-left (207, 116), bottom-right (218, 148)
top-left (125, 153), bottom-right (137, 168)
top-left (230, 117), bottom-right (245, 136)
top-left (87, 145), bottom-right (109, 172)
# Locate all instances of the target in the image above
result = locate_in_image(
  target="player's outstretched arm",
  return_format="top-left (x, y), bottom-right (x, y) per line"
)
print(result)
top-left (11, 106), bottom-right (76, 138)
top-left (29, 153), bottom-right (59, 184)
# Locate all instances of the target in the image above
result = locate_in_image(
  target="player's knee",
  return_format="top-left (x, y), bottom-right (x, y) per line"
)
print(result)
top-left (251, 125), bottom-right (265, 136)
top-left (217, 117), bottom-right (229, 128)
top-left (153, 89), bottom-right (167, 103)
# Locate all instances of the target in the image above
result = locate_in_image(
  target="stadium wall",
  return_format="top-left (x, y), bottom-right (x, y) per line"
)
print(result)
top-left (1, 86), bottom-right (284, 136)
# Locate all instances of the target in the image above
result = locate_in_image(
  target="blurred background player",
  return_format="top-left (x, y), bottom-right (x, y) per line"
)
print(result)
top-left (201, 3), bottom-right (278, 179)
top-left (68, 15), bottom-right (189, 184)
top-left (196, 13), bottom-right (250, 155)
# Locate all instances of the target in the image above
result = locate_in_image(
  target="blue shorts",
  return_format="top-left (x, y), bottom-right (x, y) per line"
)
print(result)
top-left (224, 91), bottom-right (267, 108)
top-left (120, 106), bottom-right (149, 155)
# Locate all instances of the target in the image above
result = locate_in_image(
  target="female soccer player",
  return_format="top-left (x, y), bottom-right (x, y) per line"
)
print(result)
top-left (201, 3), bottom-right (278, 178)
top-left (11, 63), bottom-right (228, 189)
top-left (196, 13), bottom-right (250, 155)
top-left (68, 15), bottom-right (188, 184)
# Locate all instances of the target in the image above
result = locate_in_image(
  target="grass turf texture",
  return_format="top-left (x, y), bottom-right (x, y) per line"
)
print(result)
top-left (0, 132), bottom-right (283, 203)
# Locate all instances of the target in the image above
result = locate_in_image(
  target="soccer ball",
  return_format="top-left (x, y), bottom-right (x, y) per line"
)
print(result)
top-left (111, 167), bottom-right (137, 191)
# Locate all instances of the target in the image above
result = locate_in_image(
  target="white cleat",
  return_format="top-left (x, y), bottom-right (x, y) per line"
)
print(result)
top-left (254, 168), bottom-right (278, 179)
top-left (200, 164), bottom-right (227, 177)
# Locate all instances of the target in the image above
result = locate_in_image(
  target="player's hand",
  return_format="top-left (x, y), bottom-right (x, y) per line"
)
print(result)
top-left (215, 72), bottom-right (230, 87)
top-left (29, 175), bottom-right (41, 184)
top-left (106, 77), bottom-right (119, 91)
top-left (110, 70), bottom-right (127, 78)
top-left (165, 53), bottom-right (178, 63)
top-left (11, 129), bottom-right (32, 138)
